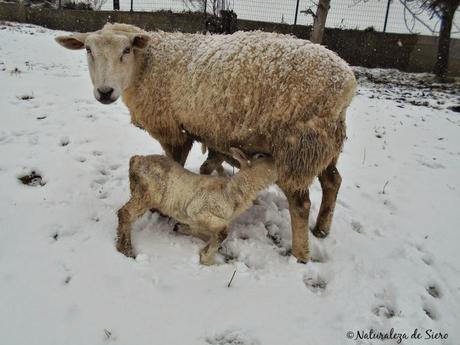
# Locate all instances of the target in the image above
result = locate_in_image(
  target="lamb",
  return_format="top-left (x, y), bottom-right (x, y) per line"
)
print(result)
top-left (117, 148), bottom-right (277, 265)
top-left (56, 23), bottom-right (357, 263)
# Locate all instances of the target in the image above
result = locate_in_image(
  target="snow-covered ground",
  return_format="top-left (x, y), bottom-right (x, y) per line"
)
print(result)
top-left (1, 22), bottom-right (460, 345)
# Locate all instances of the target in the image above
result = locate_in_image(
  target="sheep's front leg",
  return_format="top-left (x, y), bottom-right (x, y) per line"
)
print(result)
top-left (161, 139), bottom-right (193, 166)
top-left (200, 149), bottom-right (226, 176)
top-left (199, 227), bottom-right (228, 266)
top-left (116, 197), bottom-right (147, 258)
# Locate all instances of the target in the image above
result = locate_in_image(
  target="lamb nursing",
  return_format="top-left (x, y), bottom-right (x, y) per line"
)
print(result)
top-left (117, 149), bottom-right (277, 265)
top-left (56, 23), bottom-right (357, 262)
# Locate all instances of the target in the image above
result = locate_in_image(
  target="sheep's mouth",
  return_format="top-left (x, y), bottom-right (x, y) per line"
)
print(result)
top-left (97, 97), bottom-right (117, 105)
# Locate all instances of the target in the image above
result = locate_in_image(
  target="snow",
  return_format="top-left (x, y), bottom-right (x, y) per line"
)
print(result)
top-left (1, 22), bottom-right (460, 345)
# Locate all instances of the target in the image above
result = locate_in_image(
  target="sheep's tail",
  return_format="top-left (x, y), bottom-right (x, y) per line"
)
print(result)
top-left (273, 118), bottom-right (346, 192)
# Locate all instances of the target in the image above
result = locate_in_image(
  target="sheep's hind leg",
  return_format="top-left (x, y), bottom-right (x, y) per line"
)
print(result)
top-left (283, 188), bottom-right (311, 263)
top-left (199, 227), bottom-right (228, 266)
top-left (116, 197), bottom-right (148, 258)
top-left (312, 161), bottom-right (342, 238)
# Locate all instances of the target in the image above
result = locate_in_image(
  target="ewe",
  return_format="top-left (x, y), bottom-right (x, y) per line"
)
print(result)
top-left (56, 23), bottom-right (357, 262)
top-left (117, 149), bottom-right (277, 265)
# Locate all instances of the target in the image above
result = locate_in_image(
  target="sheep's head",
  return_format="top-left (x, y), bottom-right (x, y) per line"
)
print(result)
top-left (55, 30), bottom-right (149, 104)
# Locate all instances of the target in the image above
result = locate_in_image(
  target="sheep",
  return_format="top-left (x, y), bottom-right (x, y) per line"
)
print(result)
top-left (117, 148), bottom-right (277, 265)
top-left (56, 23), bottom-right (357, 263)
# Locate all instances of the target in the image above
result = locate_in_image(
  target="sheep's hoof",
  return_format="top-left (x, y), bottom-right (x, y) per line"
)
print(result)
top-left (312, 227), bottom-right (329, 239)
top-left (116, 238), bottom-right (134, 258)
top-left (292, 249), bottom-right (309, 264)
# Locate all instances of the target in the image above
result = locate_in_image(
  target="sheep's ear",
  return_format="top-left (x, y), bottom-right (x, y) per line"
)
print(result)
top-left (131, 34), bottom-right (150, 49)
top-left (55, 33), bottom-right (89, 50)
top-left (230, 147), bottom-right (250, 168)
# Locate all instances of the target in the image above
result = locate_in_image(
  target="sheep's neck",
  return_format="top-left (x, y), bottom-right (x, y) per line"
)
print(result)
top-left (227, 164), bottom-right (276, 204)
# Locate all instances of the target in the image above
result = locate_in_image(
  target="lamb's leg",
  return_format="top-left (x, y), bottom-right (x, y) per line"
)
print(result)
top-left (174, 223), bottom-right (210, 242)
top-left (161, 139), bottom-right (193, 166)
top-left (313, 161), bottom-right (342, 238)
top-left (116, 197), bottom-right (147, 258)
top-left (199, 227), bottom-right (228, 266)
top-left (283, 188), bottom-right (311, 263)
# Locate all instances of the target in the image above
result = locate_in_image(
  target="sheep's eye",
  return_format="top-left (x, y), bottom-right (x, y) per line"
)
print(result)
top-left (85, 47), bottom-right (91, 54)
top-left (123, 47), bottom-right (131, 55)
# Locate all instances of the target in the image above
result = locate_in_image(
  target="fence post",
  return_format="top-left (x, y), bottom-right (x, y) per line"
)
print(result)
top-left (383, 0), bottom-right (391, 32)
top-left (294, 0), bottom-right (300, 25)
top-left (130, 0), bottom-right (133, 12)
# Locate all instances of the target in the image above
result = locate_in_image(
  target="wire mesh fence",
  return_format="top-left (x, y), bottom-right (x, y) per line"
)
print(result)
top-left (100, 0), bottom-right (460, 38)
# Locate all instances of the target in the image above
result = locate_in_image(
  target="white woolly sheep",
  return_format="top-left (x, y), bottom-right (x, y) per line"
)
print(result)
top-left (56, 23), bottom-right (357, 262)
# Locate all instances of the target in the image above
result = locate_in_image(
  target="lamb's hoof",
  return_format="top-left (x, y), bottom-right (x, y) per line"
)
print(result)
top-left (116, 239), bottom-right (134, 258)
top-left (312, 227), bottom-right (329, 239)
top-left (297, 258), bottom-right (309, 264)
top-left (199, 252), bottom-right (215, 266)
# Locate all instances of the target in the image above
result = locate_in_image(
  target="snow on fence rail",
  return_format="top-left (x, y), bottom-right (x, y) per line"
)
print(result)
top-left (100, 0), bottom-right (460, 38)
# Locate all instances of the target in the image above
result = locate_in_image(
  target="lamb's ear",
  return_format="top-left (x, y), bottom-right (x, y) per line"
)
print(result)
top-left (131, 34), bottom-right (150, 49)
top-left (55, 33), bottom-right (89, 50)
top-left (229, 147), bottom-right (250, 169)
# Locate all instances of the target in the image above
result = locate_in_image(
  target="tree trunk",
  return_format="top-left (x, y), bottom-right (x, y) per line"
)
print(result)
top-left (434, 5), bottom-right (456, 77)
top-left (310, 0), bottom-right (331, 44)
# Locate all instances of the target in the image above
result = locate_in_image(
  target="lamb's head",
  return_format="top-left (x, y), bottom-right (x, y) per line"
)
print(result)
top-left (55, 29), bottom-right (149, 104)
top-left (230, 148), bottom-right (277, 182)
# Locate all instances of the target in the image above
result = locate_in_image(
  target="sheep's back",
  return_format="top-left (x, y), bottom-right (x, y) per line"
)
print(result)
top-left (175, 32), bottom-right (354, 132)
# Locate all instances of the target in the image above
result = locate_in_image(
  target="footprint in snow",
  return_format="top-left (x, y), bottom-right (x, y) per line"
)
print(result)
top-left (92, 150), bottom-right (103, 157)
top-left (372, 304), bottom-right (396, 319)
top-left (426, 284), bottom-right (442, 299)
top-left (303, 272), bottom-right (327, 294)
top-left (351, 220), bottom-right (364, 234)
top-left (59, 137), bottom-right (70, 147)
top-left (422, 301), bottom-right (438, 320)
top-left (76, 156), bottom-right (87, 163)
top-left (18, 171), bottom-right (45, 187)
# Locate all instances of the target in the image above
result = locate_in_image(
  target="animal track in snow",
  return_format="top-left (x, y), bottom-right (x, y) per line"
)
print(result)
top-left (92, 150), bottom-right (103, 157)
top-left (303, 272), bottom-right (327, 294)
top-left (351, 220), bottom-right (364, 234)
top-left (422, 302), bottom-right (438, 320)
top-left (18, 171), bottom-right (45, 186)
top-left (426, 284), bottom-right (442, 299)
top-left (59, 137), bottom-right (70, 146)
top-left (372, 304), bottom-right (396, 319)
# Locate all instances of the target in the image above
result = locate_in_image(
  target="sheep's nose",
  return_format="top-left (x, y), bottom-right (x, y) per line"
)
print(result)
top-left (98, 87), bottom-right (114, 100)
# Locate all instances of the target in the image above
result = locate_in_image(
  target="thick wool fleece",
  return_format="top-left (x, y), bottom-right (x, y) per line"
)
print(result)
top-left (114, 23), bottom-right (356, 191)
